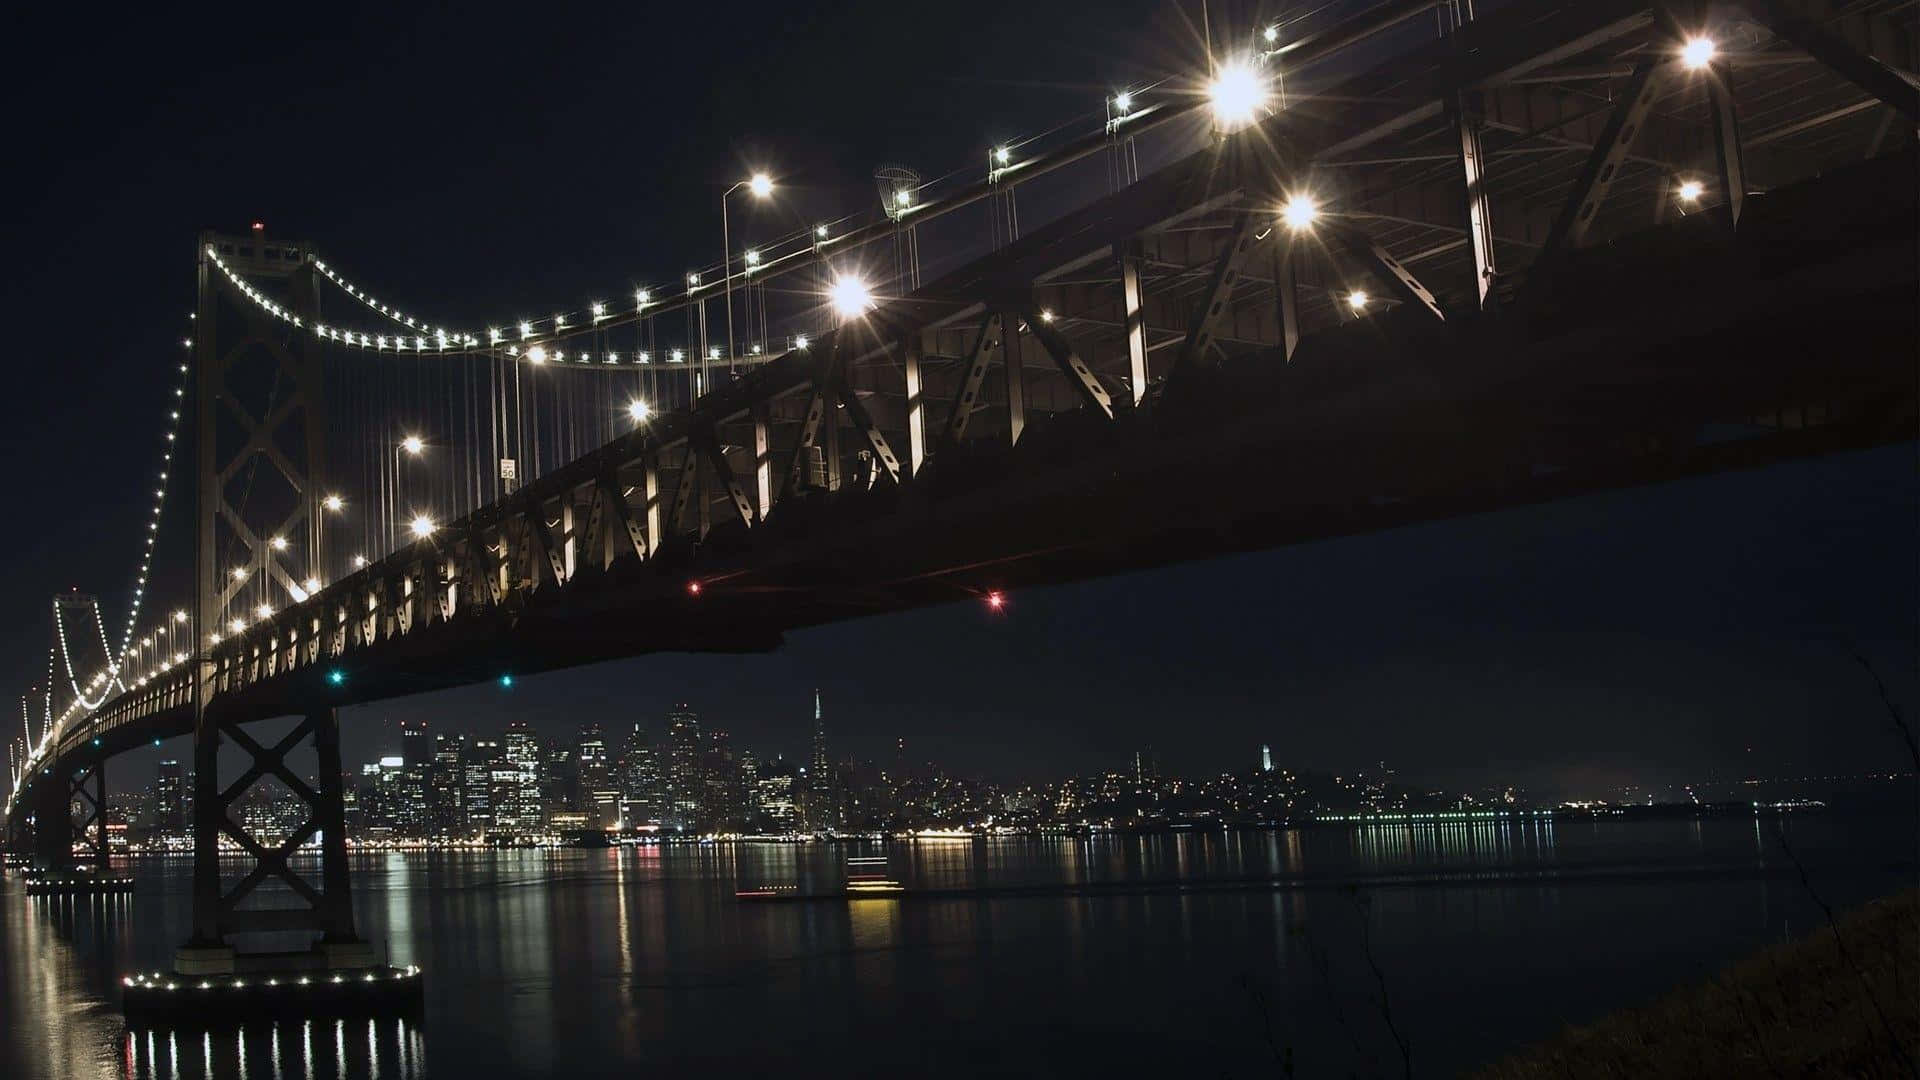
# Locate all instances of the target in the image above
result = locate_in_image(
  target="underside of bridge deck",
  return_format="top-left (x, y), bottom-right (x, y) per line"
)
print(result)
top-left (5, 0), bottom-right (1915, 985)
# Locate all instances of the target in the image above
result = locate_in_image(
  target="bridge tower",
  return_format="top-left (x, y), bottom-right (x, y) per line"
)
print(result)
top-left (176, 229), bottom-right (368, 975)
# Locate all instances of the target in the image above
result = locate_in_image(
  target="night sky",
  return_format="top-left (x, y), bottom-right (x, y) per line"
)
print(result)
top-left (4, 1), bottom-right (1913, 798)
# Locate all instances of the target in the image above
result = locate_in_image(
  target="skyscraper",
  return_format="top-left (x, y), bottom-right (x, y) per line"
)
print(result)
top-left (502, 721), bottom-right (543, 832)
top-left (619, 722), bottom-right (663, 828)
top-left (154, 759), bottom-right (185, 838)
top-left (401, 718), bottom-right (431, 770)
top-left (463, 738), bottom-right (502, 834)
top-left (666, 704), bottom-right (702, 832)
top-left (805, 689), bottom-right (838, 830)
top-left (577, 723), bottom-right (618, 827)
top-left (702, 729), bottom-right (744, 832)
top-left (431, 732), bottom-right (467, 835)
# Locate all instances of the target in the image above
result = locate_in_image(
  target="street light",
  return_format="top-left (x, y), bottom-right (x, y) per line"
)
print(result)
top-left (1347, 290), bottom-right (1370, 312)
top-left (829, 275), bottom-right (873, 321)
top-left (323, 494), bottom-right (345, 513)
top-left (627, 400), bottom-right (652, 423)
top-left (1208, 57), bottom-right (1269, 132)
top-left (409, 515), bottom-right (436, 539)
top-left (1677, 179), bottom-right (1704, 202)
top-left (722, 171), bottom-right (776, 369)
top-left (1681, 36), bottom-right (1716, 70)
top-left (1281, 193), bottom-right (1319, 232)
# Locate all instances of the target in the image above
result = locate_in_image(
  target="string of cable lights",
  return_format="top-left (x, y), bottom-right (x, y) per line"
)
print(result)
top-left (214, 77), bottom-right (1198, 373)
top-left (111, 329), bottom-right (194, 669)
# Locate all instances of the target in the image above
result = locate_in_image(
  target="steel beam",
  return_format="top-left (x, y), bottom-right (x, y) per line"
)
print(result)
top-left (1168, 209), bottom-right (1260, 378)
top-left (1273, 244), bottom-right (1300, 361)
top-left (1002, 310), bottom-right (1027, 446)
top-left (833, 380), bottom-right (904, 486)
top-left (1019, 309), bottom-right (1115, 420)
top-left (1117, 239), bottom-right (1149, 401)
top-left (937, 313), bottom-right (999, 453)
top-left (1739, 0), bottom-right (1918, 123)
top-left (1453, 89), bottom-right (1500, 309)
top-left (667, 446), bottom-right (701, 536)
top-left (1708, 58), bottom-right (1748, 228)
top-left (695, 422), bottom-right (756, 529)
top-left (902, 334), bottom-right (927, 474)
top-left (1532, 58), bottom-right (1669, 275)
top-left (1334, 225), bottom-right (1447, 322)
top-left (752, 402), bottom-right (774, 516)
top-left (787, 388), bottom-right (830, 495)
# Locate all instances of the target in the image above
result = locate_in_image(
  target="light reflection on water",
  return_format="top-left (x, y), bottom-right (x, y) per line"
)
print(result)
top-left (114, 1018), bottom-right (424, 1080)
top-left (2, 813), bottom-right (1911, 1079)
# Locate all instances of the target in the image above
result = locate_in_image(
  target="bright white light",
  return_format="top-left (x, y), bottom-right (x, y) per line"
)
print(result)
top-left (1281, 193), bottom-right (1319, 232)
top-left (1113, 92), bottom-right (1133, 114)
top-left (793, 334), bottom-right (809, 350)
top-left (269, 536), bottom-right (288, 551)
top-left (815, 224), bottom-right (829, 239)
top-left (230, 567), bottom-right (248, 581)
top-left (352, 555), bottom-right (368, 568)
top-left (829, 275), bottom-right (874, 320)
top-left (1677, 179), bottom-right (1704, 201)
top-left (527, 345), bottom-right (548, 365)
top-left (591, 301), bottom-right (606, 320)
top-left (409, 515), bottom-right (436, 539)
top-left (254, 604), bottom-right (272, 620)
top-left (1040, 309), bottom-right (1055, 323)
top-left (1347, 290), bottom-right (1370, 311)
top-left (994, 146), bottom-right (1011, 165)
top-left (687, 272), bottom-right (701, 288)
top-left (173, 610), bottom-right (188, 623)
top-left (303, 577), bottom-right (320, 593)
top-left (1264, 24), bottom-right (1279, 44)
top-left (518, 321), bottom-right (532, 339)
top-left (744, 249), bottom-right (761, 267)
top-left (401, 435), bottom-right (425, 454)
top-left (627, 400), bottom-right (651, 422)
top-left (748, 173), bottom-right (774, 198)
top-left (323, 494), bottom-right (345, 512)
top-left (895, 189), bottom-right (912, 207)
top-left (1681, 36), bottom-right (1716, 70)
top-left (1208, 58), bottom-right (1269, 131)
top-left (636, 288), bottom-right (651, 305)
top-left (670, 349), bottom-right (685, 363)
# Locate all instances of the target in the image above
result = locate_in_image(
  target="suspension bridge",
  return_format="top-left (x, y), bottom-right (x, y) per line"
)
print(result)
top-left (2, 0), bottom-right (1914, 1001)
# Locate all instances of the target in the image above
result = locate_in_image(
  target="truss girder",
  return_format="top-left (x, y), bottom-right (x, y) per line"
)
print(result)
top-left (1335, 225), bottom-right (1448, 322)
top-left (1739, 0), bottom-right (1918, 123)
top-left (1532, 57), bottom-right (1672, 278)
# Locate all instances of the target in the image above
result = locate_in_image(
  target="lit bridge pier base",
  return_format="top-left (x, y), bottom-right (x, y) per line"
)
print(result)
top-left (139, 703), bottom-right (421, 1025)
top-left (19, 756), bottom-right (131, 894)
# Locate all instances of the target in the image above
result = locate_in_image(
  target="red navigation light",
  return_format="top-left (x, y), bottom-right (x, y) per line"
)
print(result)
top-left (251, 221), bottom-right (265, 232)
top-left (687, 581), bottom-right (703, 597)
top-left (985, 590), bottom-right (1006, 611)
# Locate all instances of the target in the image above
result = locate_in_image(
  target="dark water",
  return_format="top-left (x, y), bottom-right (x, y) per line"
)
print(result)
top-left (3, 813), bottom-right (1912, 1078)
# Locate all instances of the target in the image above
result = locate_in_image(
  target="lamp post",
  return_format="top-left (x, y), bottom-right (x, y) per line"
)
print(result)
top-left (395, 436), bottom-right (424, 552)
top-left (722, 172), bottom-right (774, 371)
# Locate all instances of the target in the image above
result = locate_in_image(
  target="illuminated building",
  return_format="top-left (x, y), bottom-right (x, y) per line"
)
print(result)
top-left (666, 704), bottom-right (702, 831)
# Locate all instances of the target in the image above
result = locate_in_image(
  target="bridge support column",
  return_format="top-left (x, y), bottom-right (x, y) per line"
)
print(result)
top-left (32, 773), bottom-right (66, 869)
top-left (175, 704), bottom-right (368, 976)
top-left (1001, 310), bottom-right (1026, 446)
top-left (69, 759), bottom-right (108, 875)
